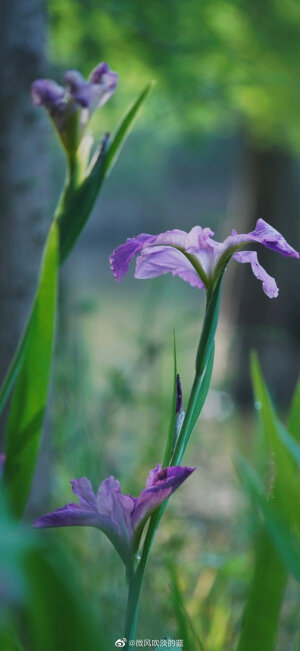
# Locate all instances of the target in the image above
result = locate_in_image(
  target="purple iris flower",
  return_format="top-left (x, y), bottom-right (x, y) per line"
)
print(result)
top-left (34, 464), bottom-right (194, 569)
top-left (110, 220), bottom-right (299, 298)
top-left (31, 62), bottom-right (118, 152)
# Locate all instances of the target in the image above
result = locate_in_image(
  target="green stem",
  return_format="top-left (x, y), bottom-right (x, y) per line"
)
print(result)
top-left (123, 372), bottom-right (205, 644)
top-left (236, 528), bottom-right (287, 651)
top-left (172, 371), bottom-right (204, 464)
top-left (125, 576), bottom-right (141, 643)
top-left (54, 159), bottom-right (80, 223)
top-left (124, 278), bottom-right (223, 641)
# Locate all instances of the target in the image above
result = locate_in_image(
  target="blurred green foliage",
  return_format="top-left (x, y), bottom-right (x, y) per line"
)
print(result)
top-left (49, 0), bottom-right (300, 148)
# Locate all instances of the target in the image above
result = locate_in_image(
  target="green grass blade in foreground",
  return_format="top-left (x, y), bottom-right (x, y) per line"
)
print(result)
top-left (236, 456), bottom-right (300, 581)
top-left (288, 376), bottom-right (300, 440)
top-left (277, 424), bottom-right (300, 467)
top-left (169, 563), bottom-right (204, 651)
top-left (162, 333), bottom-right (178, 467)
top-left (251, 353), bottom-right (300, 526)
top-left (236, 456), bottom-right (295, 651)
top-left (236, 362), bottom-right (300, 651)
top-left (24, 545), bottom-right (98, 651)
top-left (0, 304), bottom-right (36, 417)
top-left (0, 631), bottom-right (25, 651)
top-left (4, 222), bottom-right (58, 517)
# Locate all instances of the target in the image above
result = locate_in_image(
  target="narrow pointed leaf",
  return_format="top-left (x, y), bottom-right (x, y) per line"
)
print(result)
top-left (58, 135), bottom-right (110, 263)
top-left (278, 424), bottom-right (300, 467)
top-left (250, 353), bottom-right (300, 527)
top-left (4, 222), bottom-right (59, 516)
top-left (24, 546), bottom-right (97, 651)
top-left (288, 376), bottom-right (300, 440)
top-left (163, 333), bottom-right (178, 466)
top-left (169, 562), bottom-right (204, 651)
top-left (236, 456), bottom-right (292, 651)
top-left (0, 304), bottom-right (35, 417)
top-left (190, 343), bottom-right (215, 432)
top-left (236, 455), bottom-right (300, 583)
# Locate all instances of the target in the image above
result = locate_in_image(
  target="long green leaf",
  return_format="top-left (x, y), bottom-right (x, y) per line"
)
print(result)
top-left (58, 134), bottom-right (110, 263)
top-left (0, 304), bottom-right (35, 417)
top-left (24, 546), bottom-right (98, 651)
top-left (4, 222), bottom-right (59, 516)
top-left (236, 456), bottom-right (297, 651)
top-left (169, 563), bottom-right (204, 651)
top-left (236, 363), bottom-right (300, 651)
top-left (190, 343), bottom-right (215, 432)
top-left (278, 424), bottom-right (300, 467)
top-left (288, 376), bottom-right (300, 440)
top-left (251, 353), bottom-right (300, 527)
top-left (163, 333), bottom-right (178, 467)
top-left (236, 455), bottom-right (300, 583)
top-left (0, 631), bottom-right (25, 651)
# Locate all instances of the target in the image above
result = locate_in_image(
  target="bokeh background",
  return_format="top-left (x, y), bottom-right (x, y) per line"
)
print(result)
top-left (0, 1), bottom-right (299, 649)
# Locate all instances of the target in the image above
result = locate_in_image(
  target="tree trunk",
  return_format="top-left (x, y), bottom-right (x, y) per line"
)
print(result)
top-left (0, 0), bottom-right (49, 420)
top-left (231, 142), bottom-right (300, 407)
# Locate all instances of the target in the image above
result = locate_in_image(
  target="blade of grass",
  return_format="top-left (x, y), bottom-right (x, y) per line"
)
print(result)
top-left (236, 455), bottom-right (300, 583)
top-left (236, 359), bottom-right (300, 651)
top-left (4, 222), bottom-right (58, 516)
top-left (163, 333), bottom-right (178, 467)
top-left (251, 353), bottom-right (300, 526)
top-left (169, 563), bottom-right (204, 651)
top-left (287, 376), bottom-right (300, 440)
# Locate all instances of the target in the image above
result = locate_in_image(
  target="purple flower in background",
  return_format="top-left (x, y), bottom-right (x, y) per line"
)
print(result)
top-left (110, 219), bottom-right (299, 298)
top-left (34, 464), bottom-right (194, 568)
top-left (31, 62), bottom-right (118, 154)
top-left (64, 62), bottom-right (118, 111)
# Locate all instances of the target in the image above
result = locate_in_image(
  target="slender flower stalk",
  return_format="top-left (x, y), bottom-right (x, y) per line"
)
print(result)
top-left (123, 280), bottom-right (221, 645)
